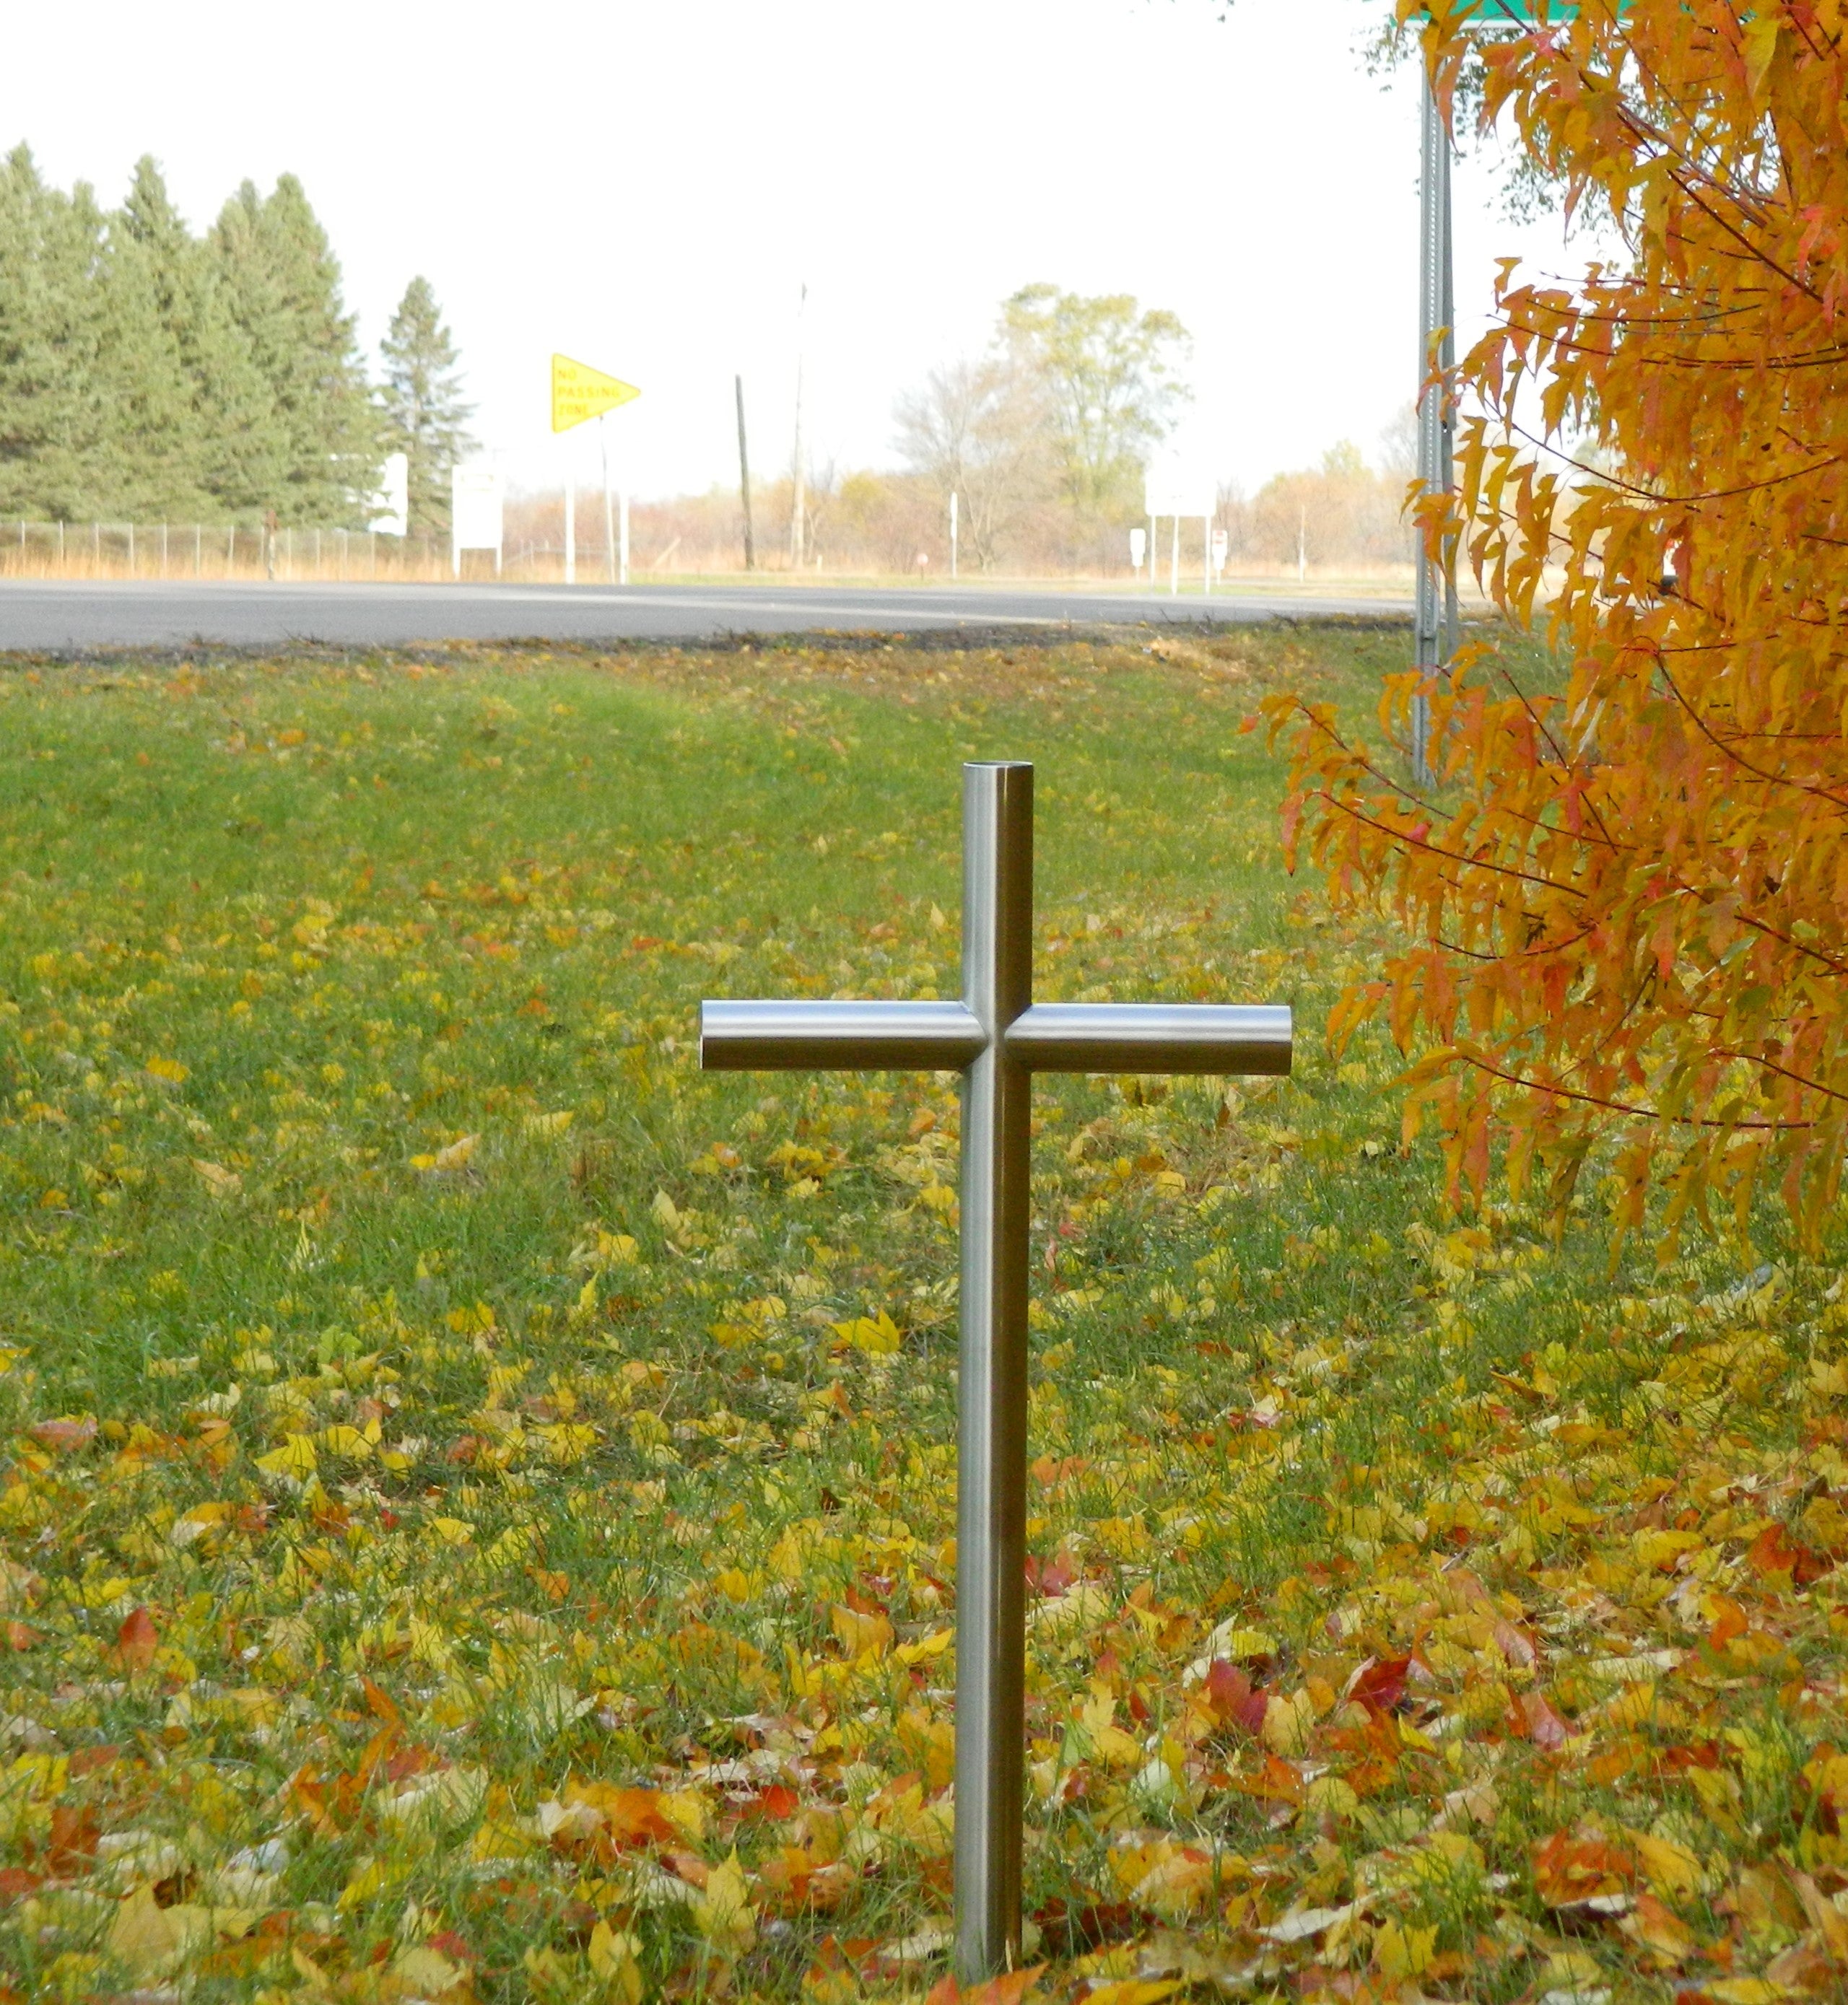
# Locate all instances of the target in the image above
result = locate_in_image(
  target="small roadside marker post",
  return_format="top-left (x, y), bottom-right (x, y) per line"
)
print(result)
top-left (701, 764), bottom-right (1291, 1981)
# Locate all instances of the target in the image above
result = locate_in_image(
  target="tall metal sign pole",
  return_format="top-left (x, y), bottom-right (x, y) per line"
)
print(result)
top-left (551, 354), bottom-right (642, 590)
top-left (736, 375), bottom-right (756, 572)
top-left (1412, 63), bottom-right (1458, 786)
top-left (701, 764), bottom-right (1292, 1981)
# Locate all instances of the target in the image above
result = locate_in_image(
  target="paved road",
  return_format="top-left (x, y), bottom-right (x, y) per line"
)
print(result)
top-left (0, 579), bottom-right (1410, 652)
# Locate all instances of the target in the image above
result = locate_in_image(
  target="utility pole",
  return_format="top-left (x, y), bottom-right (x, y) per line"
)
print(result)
top-left (789, 281), bottom-right (807, 570)
top-left (736, 375), bottom-right (756, 572)
top-left (1413, 64), bottom-right (1458, 786)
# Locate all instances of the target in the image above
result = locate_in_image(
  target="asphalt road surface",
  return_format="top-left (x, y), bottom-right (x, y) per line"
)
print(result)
top-left (0, 579), bottom-right (1410, 653)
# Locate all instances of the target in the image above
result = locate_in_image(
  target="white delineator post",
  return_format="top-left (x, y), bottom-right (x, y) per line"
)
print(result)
top-left (619, 489), bottom-right (630, 586)
top-left (601, 415), bottom-right (616, 587)
top-left (700, 763), bottom-right (1292, 1982)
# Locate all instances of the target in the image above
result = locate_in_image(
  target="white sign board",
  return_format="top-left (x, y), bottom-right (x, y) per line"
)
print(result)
top-left (451, 461), bottom-right (504, 575)
top-left (1144, 466), bottom-right (1214, 520)
top-left (368, 452), bottom-right (409, 536)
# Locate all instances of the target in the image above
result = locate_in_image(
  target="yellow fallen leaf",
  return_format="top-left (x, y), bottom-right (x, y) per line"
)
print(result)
top-left (254, 1433), bottom-right (318, 1479)
top-left (536, 1420), bottom-right (597, 1464)
top-left (831, 1309), bottom-right (902, 1355)
top-left (316, 1425), bottom-right (373, 1461)
top-left (1627, 1829), bottom-right (1704, 1899)
top-left (1374, 1920), bottom-right (1438, 1982)
top-left (832, 1603), bottom-right (894, 1659)
top-left (191, 1158), bottom-right (241, 1197)
top-left (170, 1501), bottom-right (232, 1548)
top-left (690, 1851), bottom-right (755, 1957)
top-left (524, 1109), bottom-right (575, 1136)
top-left (588, 1921), bottom-right (645, 2005)
top-left (106, 1887), bottom-right (217, 1975)
top-left (659, 1788), bottom-right (708, 1842)
top-left (1261, 1689), bottom-right (1317, 1755)
top-left (146, 1055), bottom-right (190, 1085)
top-left (392, 1943), bottom-right (468, 1994)
top-left (431, 1132), bottom-right (479, 1171)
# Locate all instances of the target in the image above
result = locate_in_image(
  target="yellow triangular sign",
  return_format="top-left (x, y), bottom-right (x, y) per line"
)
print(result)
top-left (551, 354), bottom-right (641, 433)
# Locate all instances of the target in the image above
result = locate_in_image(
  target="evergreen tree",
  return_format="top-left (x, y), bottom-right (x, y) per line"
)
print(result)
top-left (379, 276), bottom-right (474, 537)
top-left (117, 157), bottom-right (279, 517)
top-left (0, 146), bottom-right (113, 519)
top-left (211, 175), bottom-right (380, 523)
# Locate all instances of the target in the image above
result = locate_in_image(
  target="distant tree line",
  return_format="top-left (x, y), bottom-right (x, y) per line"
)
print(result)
top-left (0, 147), bottom-right (471, 532)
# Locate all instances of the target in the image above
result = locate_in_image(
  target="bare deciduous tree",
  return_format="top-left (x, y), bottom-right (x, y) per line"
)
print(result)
top-left (893, 357), bottom-right (1047, 572)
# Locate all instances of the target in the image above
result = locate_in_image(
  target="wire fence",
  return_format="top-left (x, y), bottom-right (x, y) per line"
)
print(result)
top-left (0, 523), bottom-right (524, 582)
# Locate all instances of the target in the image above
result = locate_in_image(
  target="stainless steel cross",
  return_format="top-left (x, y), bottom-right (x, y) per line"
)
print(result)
top-left (700, 761), bottom-right (1291, 1981)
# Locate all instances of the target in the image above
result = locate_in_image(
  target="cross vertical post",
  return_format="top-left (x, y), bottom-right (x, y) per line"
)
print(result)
top-left (699, 763), bottom-right (1291, 1982)
top-left (954, 762), bottom-right (1034, 1978)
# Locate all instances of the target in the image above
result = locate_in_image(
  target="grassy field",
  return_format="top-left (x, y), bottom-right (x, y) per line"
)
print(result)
top-left (1, 631), bottom-right (1845, 2005)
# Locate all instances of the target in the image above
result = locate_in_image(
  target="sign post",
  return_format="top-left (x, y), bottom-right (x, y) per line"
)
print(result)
top-left (450, 461), bottom-right (505, 577)
top-left (950, 490), bottom-right (959, 580)
top-left (1145, 467), bottom-right (1214, 603)
top-left (701, 765), bottom-right (1291, 1982)
top-left (552, 354), bottom-right (641, 587)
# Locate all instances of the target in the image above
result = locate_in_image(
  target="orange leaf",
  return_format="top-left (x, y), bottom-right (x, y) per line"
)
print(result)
top-left (1532, 1828), bottom-right (1636, 1907)
top-left (114, 1604), bottom-right (157, 1669)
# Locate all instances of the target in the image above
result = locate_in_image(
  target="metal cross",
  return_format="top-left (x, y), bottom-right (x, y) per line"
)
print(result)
top-left (700, 761), bottom-right (1291, 1981)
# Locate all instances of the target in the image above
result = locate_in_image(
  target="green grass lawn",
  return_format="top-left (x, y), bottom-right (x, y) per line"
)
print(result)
top-left (1, 632), bottom-right (1844, 2005)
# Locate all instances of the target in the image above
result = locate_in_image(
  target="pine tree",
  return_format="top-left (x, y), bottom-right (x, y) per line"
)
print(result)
top-left (117, 157), bottom-right (279, 518)
top-left (0, 146), bottom-right (113, 519)
top-left (211, 175), bottom-right (380, 523)
top-left (379, 277), bottom-right (474, 538)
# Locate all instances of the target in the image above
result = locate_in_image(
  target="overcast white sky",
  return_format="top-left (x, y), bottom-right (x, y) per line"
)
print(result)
top-left (6, 0), bottom-right (1593, 503)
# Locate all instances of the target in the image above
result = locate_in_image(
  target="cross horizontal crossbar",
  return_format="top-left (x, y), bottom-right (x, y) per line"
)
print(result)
top-left (701, 998), bottom-right (1291, 1075)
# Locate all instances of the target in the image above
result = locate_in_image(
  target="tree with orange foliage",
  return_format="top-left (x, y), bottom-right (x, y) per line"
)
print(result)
top-left (1269, 0), bottom-right (1848, 1249)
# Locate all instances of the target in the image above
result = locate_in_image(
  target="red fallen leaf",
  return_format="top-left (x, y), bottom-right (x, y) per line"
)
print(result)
top-left (565, 1781), bottom-right (680, 1851)
top-left (1037, 1551), bottom-right (1075, 1597)
top-left (1205, 1658), bottom-right (1270, 1735)
top-left (28, 1417), bottom-right (95, 1452)
top-left (1346, 1654), bottom-right (1412, 1713)
top-left (1034, 1897), bottom-right (1138, 1952)
top-left (69, 1744), bottom-right (119, 1778)
top-left (1517, 1691), bottom-right (1574, 1750)
top-left (1746, 1521), bottom-right (1831, 1586)
top-left (739, 1783), bottom-right (800, 1821)
top-left (2, 1622), bottom-right (38, 1651)
top-left (1533, 1828), bottom-right (1636, 1906)
top-left (446, 1435), bottom-right (481, 1465)
top-left (114, 1604), bottom-right (157, 1669)
top-left (426, 1931), bottom-right (474, 1965)
top-left (47, 1802), bottom-right (99, 1872)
